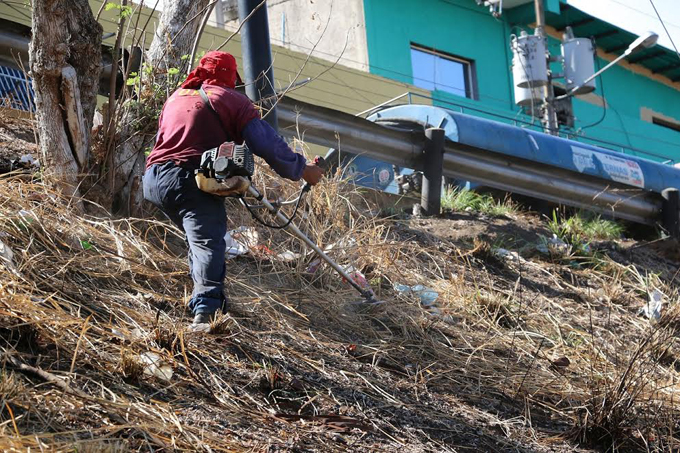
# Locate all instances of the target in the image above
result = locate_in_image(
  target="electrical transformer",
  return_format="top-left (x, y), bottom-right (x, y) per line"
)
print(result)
top-left (514, 84), bottom-right (543, 107)
top-left (511, 31), bottom-right (548, 88)
top-left (562, 37), bottom-right (596, 95)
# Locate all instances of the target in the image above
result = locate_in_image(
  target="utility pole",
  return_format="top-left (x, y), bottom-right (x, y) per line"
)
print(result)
top-left (534, 0), bottom-right (559, 135)
top-left (238, 0), bottom-right (278, 131)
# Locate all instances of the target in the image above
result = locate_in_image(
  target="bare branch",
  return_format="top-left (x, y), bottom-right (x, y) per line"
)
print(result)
top-left (216, 0), bottom-right (267, 51)
top-left (188, 0), bottom-right (219, 74)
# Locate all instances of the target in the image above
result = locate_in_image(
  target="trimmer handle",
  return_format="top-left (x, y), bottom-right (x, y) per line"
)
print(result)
top-left (315, 155), bottom-right (326, 167)
top-left (302, 156), bottom-right (327, 193)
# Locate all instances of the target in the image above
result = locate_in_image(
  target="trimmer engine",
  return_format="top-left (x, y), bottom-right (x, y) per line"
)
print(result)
top-left (199, 142), bottom-right (255, 181)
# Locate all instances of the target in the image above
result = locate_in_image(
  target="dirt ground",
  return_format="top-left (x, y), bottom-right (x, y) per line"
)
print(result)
top-left (0, 112), bottom-right (38, 173)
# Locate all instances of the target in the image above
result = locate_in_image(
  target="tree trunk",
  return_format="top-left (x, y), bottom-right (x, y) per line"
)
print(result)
top-left (30, 0), bottom-right (102, 201)
top-left (147, 0), bottom-right (210, 73)
top-left (112, 0), bottom-right (209, 216)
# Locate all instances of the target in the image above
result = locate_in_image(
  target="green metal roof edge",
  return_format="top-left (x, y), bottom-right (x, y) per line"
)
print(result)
top-left (505, 0), bottom-right (680, 82)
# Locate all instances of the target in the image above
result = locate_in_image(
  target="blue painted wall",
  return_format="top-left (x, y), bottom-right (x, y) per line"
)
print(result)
top-left (363, 0), bottom-right (680, 164)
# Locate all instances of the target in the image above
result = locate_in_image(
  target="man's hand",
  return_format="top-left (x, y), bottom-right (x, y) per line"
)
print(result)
top-left (302, 163), bottom-right (324, 186)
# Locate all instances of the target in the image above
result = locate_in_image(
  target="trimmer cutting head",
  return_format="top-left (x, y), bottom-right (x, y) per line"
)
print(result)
top-left (359, 289), bottom-right (385, 306)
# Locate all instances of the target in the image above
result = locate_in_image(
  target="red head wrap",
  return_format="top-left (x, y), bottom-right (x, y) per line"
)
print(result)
top-left (181, 51), bottom-right (243, 89)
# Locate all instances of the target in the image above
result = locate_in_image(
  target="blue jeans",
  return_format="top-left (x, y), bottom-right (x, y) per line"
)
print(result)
top-left (143, 161), bottom-right (227, 315)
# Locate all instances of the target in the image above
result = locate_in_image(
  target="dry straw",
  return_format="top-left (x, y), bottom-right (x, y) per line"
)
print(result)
top-left (0, 149), bottom-right (678, 451)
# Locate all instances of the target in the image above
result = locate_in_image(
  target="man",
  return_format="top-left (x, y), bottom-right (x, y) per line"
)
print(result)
top-left (143, 51), bottom-right (323, 331)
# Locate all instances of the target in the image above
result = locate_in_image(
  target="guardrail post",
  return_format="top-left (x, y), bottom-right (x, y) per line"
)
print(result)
top-left (420, 128), bottom-right (445, 216)
top-left (661, 188), bottom-right (680, 238)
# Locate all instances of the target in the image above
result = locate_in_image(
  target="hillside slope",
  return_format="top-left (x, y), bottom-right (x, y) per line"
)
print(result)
top-left (0, 117), bottom-right (679, 452)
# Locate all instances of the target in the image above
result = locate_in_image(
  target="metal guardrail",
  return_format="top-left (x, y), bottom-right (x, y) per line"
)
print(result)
top-left (277, 96), bottom-right (423, 168)
top-left (0, 24), bottom-right (676, 232)
top-left (277, 95), bottom-right (678, 231)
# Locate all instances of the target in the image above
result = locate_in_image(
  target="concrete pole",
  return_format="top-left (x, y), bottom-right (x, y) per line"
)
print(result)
top-left (661, 188), bottom-right (680, 238)
top-left (534, 0), bottom-right (559, 135)
top-left (420, 128), bottom-right (446, 216)
top-left (238, 0), bottom-right (278, 131)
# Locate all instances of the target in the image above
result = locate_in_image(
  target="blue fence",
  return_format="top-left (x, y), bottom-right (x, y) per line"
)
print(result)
top-left (0, 65), bottom-right (35, 112)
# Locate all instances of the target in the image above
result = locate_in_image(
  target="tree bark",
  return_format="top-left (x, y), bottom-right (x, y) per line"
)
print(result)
top-left (29, 0), bottom-right (102, 200)
top-left (112, 0), bottom-right (208, 216)
top-left (147, 0), bottom-right (210, 73)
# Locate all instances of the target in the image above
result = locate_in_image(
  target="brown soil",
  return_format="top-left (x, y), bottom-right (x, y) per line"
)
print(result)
top-left (0, 112), bottom-right (38, 173)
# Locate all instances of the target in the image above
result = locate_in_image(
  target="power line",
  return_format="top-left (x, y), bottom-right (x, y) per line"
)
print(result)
top-left (648, 0), bottom-right (680, 62)
top-left (603, 0), bottom-right (680, 30)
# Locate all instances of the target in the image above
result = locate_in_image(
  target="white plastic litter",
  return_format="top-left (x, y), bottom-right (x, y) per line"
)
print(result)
top-left (394, 284), bottom-right (439, 307)
top-left (276, 250), bottom-right (302, 262)
top-left (139, 352), bottom-right (173, 381)
top-left (536, 234), bottom-right (571, 257)
top-left (304, 238), bottom-right (358, 273)
top-left (324, 237), bottom-right (357, 255)
top-left (19, 154), bottom-right (40, 167)
top-left (493, 248), bottom-right (524, 263)
top-left (224, 226), bottom-right (259, 259)
top-left (111, 327), bottom-right (146, 340)
top-left (640, 289), bottom-right (664, 321)
top-left (306, 258), bottom-right (322, 274)
top-left (0, 240), bottom-right (15, 269)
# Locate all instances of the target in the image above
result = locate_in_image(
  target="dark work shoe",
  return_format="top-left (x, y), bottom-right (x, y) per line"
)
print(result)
top-left (190, 312), bottom-right (216, 332)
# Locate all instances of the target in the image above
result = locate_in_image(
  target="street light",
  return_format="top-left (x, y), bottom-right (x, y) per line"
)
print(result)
top-left (626, 31), bottom-right (660, 56)
top-left (556, 31), bottom-right (659, 100)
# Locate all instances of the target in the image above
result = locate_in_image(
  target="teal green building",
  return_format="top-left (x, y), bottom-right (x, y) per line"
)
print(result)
top-left (1, 0), bottom-right (679, 166)
top-left (362, 0), bottom-right (680, 164)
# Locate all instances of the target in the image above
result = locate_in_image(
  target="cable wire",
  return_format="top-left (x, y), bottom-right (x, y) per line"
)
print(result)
top-left (605, 0), bottom-right (680, 30)
top-left (581, 45), bottom-right (607, 130)
top-left (240, 187), bottom-right (308, 230)
top-left (648, 0), bottom-right (680, 62)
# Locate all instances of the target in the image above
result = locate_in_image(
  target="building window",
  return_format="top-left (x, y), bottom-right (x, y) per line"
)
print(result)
top-left (410, 45), bottom-right (475, 99)
top-left (652, 116), bottom-right (680, 134)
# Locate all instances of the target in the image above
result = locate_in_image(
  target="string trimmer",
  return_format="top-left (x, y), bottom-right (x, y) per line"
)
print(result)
top-left (195, 143), bottom-right (381, 305)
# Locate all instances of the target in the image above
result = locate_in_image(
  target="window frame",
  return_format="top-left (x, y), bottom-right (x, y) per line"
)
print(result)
top-left (410, 44), bottom-right (477, 100)
top-left (652, 116), bottom-right (680, 134)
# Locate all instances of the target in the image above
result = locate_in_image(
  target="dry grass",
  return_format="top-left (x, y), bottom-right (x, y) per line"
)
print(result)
top-left (0, 163), bottom-right (678, 451)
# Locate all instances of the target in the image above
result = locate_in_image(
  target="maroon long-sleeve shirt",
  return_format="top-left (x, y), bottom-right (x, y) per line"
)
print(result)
top-left (146, 84), bottom-right (306, 180)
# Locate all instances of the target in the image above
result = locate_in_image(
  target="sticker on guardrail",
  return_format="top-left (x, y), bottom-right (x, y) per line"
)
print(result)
top-left (572, 146), bottom-right (645, 188)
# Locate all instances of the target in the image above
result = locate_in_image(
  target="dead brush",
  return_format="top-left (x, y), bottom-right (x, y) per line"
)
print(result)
top-left (208, 312), bottom-right (240, 335)
top-left (0, 316), bottom-right (41, 354)
top-left (2, 151), bottom-right (680, 451)
top-left (0, 370), bottom-right (24, 401)
top-left (471, 236), bottom-right (493, 260)
top-left (570, 323), bottom-right (680, 449)
top-left (566, 287), bottom-right (680, 450)
top-left (151, 321), bottom-right (180, 353)
top-left (119, 348), bottom-right (144, 380)
top-left (473, 292), bottom-right (516, 329)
